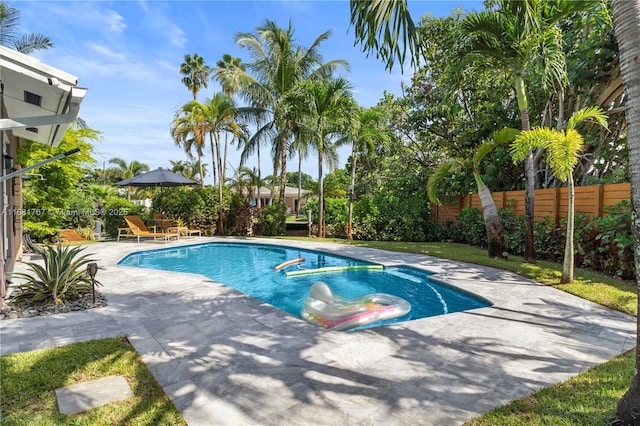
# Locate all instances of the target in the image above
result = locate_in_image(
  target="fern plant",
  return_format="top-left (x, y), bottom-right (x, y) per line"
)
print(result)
top-left (9, 245), bottom-right (101, 306)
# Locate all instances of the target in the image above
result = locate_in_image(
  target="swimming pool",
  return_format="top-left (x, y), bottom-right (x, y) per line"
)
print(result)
top-left (119, 242), bottom-right (491, 329)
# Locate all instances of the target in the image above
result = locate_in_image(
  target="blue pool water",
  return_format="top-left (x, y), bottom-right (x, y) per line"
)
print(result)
top-left (119, 242), bottom-right (491, 329)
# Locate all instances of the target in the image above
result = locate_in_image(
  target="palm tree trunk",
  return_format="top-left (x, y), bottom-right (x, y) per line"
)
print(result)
top-left (515, 73), bottom-right (536, 263)
top-left (214, 133), bottom-right (224, 234)
top-left (318, 149), bottom-right (324, 238)
top-left (297, 155), bottom-right (302, 216)
top-left (561, 174), bottom-right (574, 284)
top-left (477, 183), bottom-right (505, 258)
top-left (611, 0), bottom-right (640, 422)
top-left (279, 133), bottom-right (288, 228)
top-left (223, 133), bottom-right (229, 191)
top-left (256, 141), bottom-right (262, 209)
top-left (209, 138), bottom-right (217, 187)
top-left (347, 143), bottom-right (357, 240)
top-left (197, 154), bottom-right (204, 188)
top-left (318, 147), bottom-right (324, 238)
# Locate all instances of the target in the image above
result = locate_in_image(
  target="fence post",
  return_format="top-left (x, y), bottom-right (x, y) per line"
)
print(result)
top-left (596, 184), bottom-right (604, 217)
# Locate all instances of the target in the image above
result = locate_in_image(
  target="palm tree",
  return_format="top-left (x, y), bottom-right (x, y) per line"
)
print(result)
top-left (214, 53), bottom-right (245, 98)
top-left (169, 159), bottom-right (204, 183)
top-left (198, 93), bottom-right (246, 202)
top-left (108, 158), bottom-right (149, 200)
top-left (458, 0), bottom-right (597, 263)
top-left (606, 2), bottom-right (640, 420)
top-left (184, 93), bottom-right (245, 233)
top-left (171, 101), bottom-right (207, 187)
top-left (230, 20), bottom-right (349, 227)
top-left (0, 1), bottom-right (53, 53)
top-left (179, 53), bottom-right (211, 100)
top-left (511, 107), bottom-right (608, 283)
top-left (292, 78), bottom-right (354, 238)
top-left (335, 106), bottom-right (390, 240)
top-left (429, 129), bottom-right (519, 258)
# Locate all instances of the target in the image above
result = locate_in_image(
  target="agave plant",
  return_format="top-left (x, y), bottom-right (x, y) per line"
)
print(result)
top-left (9, 245), bottom-right (101, 306)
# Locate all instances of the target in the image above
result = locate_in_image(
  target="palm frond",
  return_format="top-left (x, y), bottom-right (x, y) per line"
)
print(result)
top-left (349, 0), bottom-right (421, 72)
top-left (427, 160), bottom-right (461, 205)
top-left (567, 106), bottom-right (609, 131)
top-left (510, 127), bottom-right (555, 162)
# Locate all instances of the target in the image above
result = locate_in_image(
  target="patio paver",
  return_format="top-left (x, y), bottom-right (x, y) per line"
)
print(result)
top-left (1, 237), bottom-right (635, 425)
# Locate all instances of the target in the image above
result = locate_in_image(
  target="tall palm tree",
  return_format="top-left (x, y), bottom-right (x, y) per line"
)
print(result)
top-left (171, 101), bottom-right (207, 187)
top-left (189, 93), bottom-right (246, 233)
top-left (108, 157), bottom-right (149, 200)
top-left (429, 129), bottom-right (519, 258)
top-left (230, 20), bottom-right (349, 226)
top-left (0, 1), bottom-right (53, 53)
top-left (214, 53), bottom-right (245, 98)
top-left (292, 78), bottom-right (354, 238)
top-left (458, 0), bottom-right (599, 263)
top-left (511, 107), bottom-right (608, 283)
top-left (180, 53), bottom-right (211, 100)
top-left (609, 1), bottom-right (640, 420)
top-left (197, 93), bottom-right (246, 201)
top-left (337, 106), bottom-right (391, 240)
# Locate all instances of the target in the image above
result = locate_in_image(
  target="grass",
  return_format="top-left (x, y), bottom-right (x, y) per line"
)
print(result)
top-left (0, 337), bottom-right (185, 426)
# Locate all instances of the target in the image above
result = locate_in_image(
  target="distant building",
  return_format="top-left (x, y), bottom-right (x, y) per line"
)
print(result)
top-left (242, 186), bottom-right (312, 214)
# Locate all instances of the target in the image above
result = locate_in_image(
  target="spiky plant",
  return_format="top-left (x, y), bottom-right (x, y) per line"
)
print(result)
top-left (9, 245), bottom-right (100, 306)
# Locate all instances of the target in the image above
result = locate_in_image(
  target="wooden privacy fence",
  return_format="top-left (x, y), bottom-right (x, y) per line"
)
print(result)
top-left (430, 182), bottom-right (630, 226)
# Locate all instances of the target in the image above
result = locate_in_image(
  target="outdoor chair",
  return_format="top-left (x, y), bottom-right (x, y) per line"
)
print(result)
top-left (153, 213), bottom-right (202, 238)
top-left (117, 215), bottom-right (179, 243)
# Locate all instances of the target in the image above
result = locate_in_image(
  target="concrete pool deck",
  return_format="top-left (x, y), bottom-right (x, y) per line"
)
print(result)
top-left (0, 237), bottom-right (636, 425)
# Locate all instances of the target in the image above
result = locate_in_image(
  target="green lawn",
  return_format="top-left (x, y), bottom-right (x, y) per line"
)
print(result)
top-left (0, 337), bottom-right (185, 425)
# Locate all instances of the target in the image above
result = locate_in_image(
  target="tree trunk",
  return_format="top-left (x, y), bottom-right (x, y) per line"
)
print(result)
top-left (561, 174), bottom-right (575, 284)
top-left (477, 184), bottom-right (505, 258)
top-left (515, 73), bottom-right (536, 263)
top-left (347, 143), bottom-right (357, 241)
top-left (279, 133), bottom-right (288, 226)
top-left (198, 154), bottom-right (204, 188)
top-left (297, 155), bottom-right (302, 216)
top-left (318, 148), bottom-right (324, 239)
top-left (257, 143), bottom-right (262, 209)
top-left (611, 1), bottom-right (640, 424)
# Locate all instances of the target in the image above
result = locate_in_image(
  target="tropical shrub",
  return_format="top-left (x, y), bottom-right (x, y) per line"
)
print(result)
top-left (593, 201), bottom-right (634, 279)
top-left (499, 205), bottom-right (526, 255)
top-left (455, 207), bottom-right (486, 247)
top-left (254, 204), bottom-right (285, 236)
top-left (8, 245), bottom-right (100, 306)
top-left (153, 186), bottom-right (221, 235)
top-left (225, 194), bottom-right (255, 236)
top-left (352, 191), bottom-right (434, 241)
top-left (103, 197), bottom-right (142, 238)
top-left (304, 198), bottom-right (349, 237)
top-left (23, 221), bottom-right (57, 242)
top-left (532, 217), bottom-right (564, 260)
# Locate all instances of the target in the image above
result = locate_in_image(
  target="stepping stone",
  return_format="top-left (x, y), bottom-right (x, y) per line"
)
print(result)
top-left (55, 375), bottom-right (133, 415)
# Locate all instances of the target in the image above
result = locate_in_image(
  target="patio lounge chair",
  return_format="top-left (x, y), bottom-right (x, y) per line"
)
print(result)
top-left (117, 215), bottom-right (178, 243)
top-left (153, 213), bottom-right (202, 238)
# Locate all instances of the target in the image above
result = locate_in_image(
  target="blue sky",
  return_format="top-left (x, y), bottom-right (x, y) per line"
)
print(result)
top-left (19, 0), bottom-right (482, 181)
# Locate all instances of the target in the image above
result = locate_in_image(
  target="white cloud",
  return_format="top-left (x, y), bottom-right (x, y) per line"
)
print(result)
top-left (104, 10), bottom-right (127, 33)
